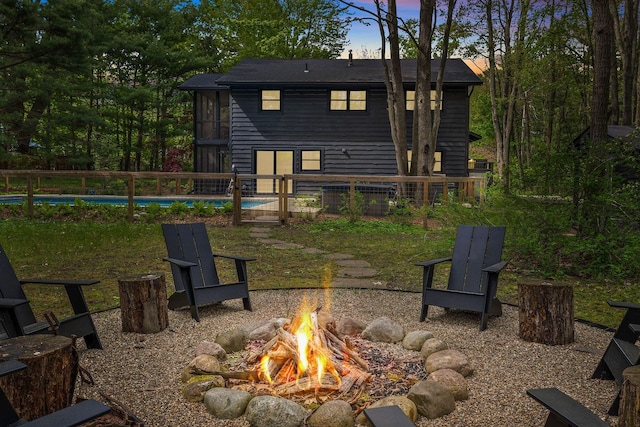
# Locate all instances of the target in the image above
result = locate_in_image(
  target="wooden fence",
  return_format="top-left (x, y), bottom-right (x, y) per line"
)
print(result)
top-left (0, 170), bottom-right (486, 227)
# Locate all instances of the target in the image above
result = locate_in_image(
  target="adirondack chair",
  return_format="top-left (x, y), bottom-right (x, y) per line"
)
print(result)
top-left (592, 300), bottom-right (640, 414)
top-left (527, 388), bottom-right (609, 427)
top-left (416, 225), bottom-right (507, 331)
top-left (0, 359), bottom-right (110, 427)
top-left (0, 244), bottom-right (102, 350)
top-left (162, 223), bottom-right (255, 322)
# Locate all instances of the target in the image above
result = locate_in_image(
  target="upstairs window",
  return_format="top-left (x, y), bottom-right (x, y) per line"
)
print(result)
top-left (262, 90), bottom-right (281, 110)
top-left (330, 90), bottom-right (367, 111)
top-left (406, 90), bottom-right (442, 111)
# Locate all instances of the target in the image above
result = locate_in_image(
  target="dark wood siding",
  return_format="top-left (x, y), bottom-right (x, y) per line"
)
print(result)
top-left (227, 85), bottom-right (471, 193)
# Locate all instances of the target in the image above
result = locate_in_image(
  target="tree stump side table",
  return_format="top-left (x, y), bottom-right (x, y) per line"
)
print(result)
top-left (118, 273), bottom-right (169, 333)
top-left (620, 365), bottom-right (640, 427)
top-left (0, 335), bottom-right (78, 420)
top-left (518, 280), bottom-right (574, 345)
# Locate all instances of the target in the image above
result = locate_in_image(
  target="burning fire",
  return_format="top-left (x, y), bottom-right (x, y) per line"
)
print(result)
top-left (259, 296), bottom-right (341, 389)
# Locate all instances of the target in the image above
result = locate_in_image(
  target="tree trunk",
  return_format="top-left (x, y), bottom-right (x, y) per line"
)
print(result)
top-left (518, 281), bottom-right (574, 345)
top-left (0, 335), bottom-right (78, 420)
top-left (118, 273), bottom-right (169, 333)
top-left (620, 365), bottom-right (640, 427)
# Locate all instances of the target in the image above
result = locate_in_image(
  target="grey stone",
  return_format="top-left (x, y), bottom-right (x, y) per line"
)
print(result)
top-left (248, 321), bottom-right (277, 341)
top-left (245, 395), bottom-right (307, 427)
top-left (339, 267), bottom-right (377, 278)
top-left (181, 354), bottom-right (221, 382)
top-left (335, 259), bottom-right (371, 267)
top-left (317, 311), bottom-right (335, 330)
top-left (272, 317), bottom-right (290, 329)
top-left (362, 316), bottom-right (405, 343)
top-left (195, 340), bottom-right (227, 361)
top-left (307, 400), bottom-right (354, 427)
top-left (336, 317), bottom-right (366, 336)
top-left (428, 368), bottom-right (469, 401)
top-left (403, 330), bottom-right (434, 351)
top-left (355, 396), bottom-right (417, 426)
top-left (425, 349), bottom-right (474, 377)
top-left (182, 376), bottom-right (224, 402)
top-left (215, 328), bottom-right (248, 353)
top-left (204, 387), bottom-right (253, 419)
top-left (420, 338), bottom-right (449, 359)
top-left (407, 380), bottom-right (456, 419)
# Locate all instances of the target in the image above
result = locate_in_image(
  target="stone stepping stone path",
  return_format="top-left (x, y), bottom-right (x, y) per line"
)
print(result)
top-left (250, 226), bottom-right (382, 287)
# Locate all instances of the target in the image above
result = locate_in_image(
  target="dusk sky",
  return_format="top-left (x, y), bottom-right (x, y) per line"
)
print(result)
top-left (341, 0), bottom-right (421, 58)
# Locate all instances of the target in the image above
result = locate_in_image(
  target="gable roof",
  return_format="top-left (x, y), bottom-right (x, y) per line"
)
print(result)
top-left (210, 58), bottom-right (482, 87)
top-left (178, 73), bottom-right (228, 90)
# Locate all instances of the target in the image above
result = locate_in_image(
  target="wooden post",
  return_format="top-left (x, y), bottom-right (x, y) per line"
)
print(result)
top-left (423, 178), bottom-right (429, 230)
top-left (118, 273), bottom-right (169, 333)
top-left (518, 281), bottom-right (574, 345)
top-left (0, 335), bottom-right (78, 420)
top-left (26, 174), bottom-right (33, 217)
top-left (233, 176), bottom-right (241, 226)
top-left (127, 175), bottom-right (134, 222)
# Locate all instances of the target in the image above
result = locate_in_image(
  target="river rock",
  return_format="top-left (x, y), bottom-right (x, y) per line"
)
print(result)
top-left (307, 399), bottom-right (354, 427)
top-left (248, 321), bottom-right (277, 341)
top-left (245, 395), bottom-right (307, 427)
top-left (204, 388), bottom-right (253, 419)
top-left (215, 327), bottom-right (248, 353)
top-left (355, 395), bottom-right (417, 426)
top-left (196, 340), bottom-right (227, 361)
top-left (407, 380), bottom-right (456, 419)
top-left (425, 349), bottom-right (474, 377)
top-left (420, 338), bottom-right (448, 359)
top-left (403, 330), bottom-right (434, 351)
top-left (181, 354), bottom-right (221, 382)
top-left (362, 316), bottom-right (405, 343)
top-left (317, 310), bottom-right (335, 330)
top-left (182, 376), bottom-right (224, 402)
top-left (336, 317), bottom-right (366, 337)
top-left (428, 368), bottom-right (469, 400)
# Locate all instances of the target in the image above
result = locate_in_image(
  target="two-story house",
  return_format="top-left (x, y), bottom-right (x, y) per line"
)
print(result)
top-left (179, 57), bottom-right (482, 195)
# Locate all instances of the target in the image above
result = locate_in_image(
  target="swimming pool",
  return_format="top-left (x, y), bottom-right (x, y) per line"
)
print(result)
top-left (0, 195), bottom-right (271, 209)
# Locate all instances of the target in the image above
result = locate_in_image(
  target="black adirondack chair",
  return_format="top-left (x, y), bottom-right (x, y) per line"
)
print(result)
top-left (0, 244), bottom-right (102, 350)
top-left (592, 300), bottom-right (640, 414)
top-left (162, 223), bottom-right (255, 322)
top-left (416, 225), bottom-right (507, 331)
top-left (1, 359), bottom-right (110, 427)
top-left (527, 388), bottom-right (609, 427)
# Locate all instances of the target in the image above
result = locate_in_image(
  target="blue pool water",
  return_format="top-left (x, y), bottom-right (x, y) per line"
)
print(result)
top-left (0, 195), bottom-right (270, 209)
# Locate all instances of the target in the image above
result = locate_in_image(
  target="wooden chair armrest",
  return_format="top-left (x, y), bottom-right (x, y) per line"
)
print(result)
top-left (415, 257), bottom-right (451, 268)
top-left (607, 300), bottom-right (640, 311)
top-left (483, 260), bottom-right (508, 274)
top-left (163, 257), bottom-right (198, 269)
top-left (213, 253), bottom-right (256, 262)
top-left (0, 360), bottom-right (27, 378)
top-left (21, 399), bottom-right (111, 427)
top-left (0, 298), bottom-right (30, 309)
top-left (19, 279), bottom-right (100, 286)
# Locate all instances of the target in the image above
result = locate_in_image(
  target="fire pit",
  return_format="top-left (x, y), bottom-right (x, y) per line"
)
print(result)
top-left (181, 292), bottom-right (472, 425)
top-left (242, 297), bottom-right (371, 401)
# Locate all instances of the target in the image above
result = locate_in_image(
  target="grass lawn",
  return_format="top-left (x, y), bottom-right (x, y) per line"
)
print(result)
top-left (0, 215), bottom-right (635, 330)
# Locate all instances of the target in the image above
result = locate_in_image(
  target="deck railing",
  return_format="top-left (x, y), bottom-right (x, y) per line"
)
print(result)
top-left (0, 170), bottom-right (486, 227)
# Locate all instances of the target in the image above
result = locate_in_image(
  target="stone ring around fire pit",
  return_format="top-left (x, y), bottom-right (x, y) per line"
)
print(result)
top-left (181, 309), bottom-right (473, 427)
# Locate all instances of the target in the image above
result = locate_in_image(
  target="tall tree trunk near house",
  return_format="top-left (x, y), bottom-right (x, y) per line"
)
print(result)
top-left (135, 108), bottom-right (144, 171)
top-left (609, 32), bottom-right (620, 124)
top-left (412, 0), bottom-right (435, 200)
top-left (610, 0), bottom-right (639, 126)
top-left (583, 0), bottom-right (614, 233)
top-left (485, 0), bottom-right (506, 190)
top-left (376, 0), bottom-right (409, 195)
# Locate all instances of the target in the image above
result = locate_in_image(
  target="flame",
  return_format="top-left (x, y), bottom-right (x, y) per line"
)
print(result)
top-left (261, 355), bottom-right (273, 384)
top-left (259, 292), bottom-right (341, 388)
